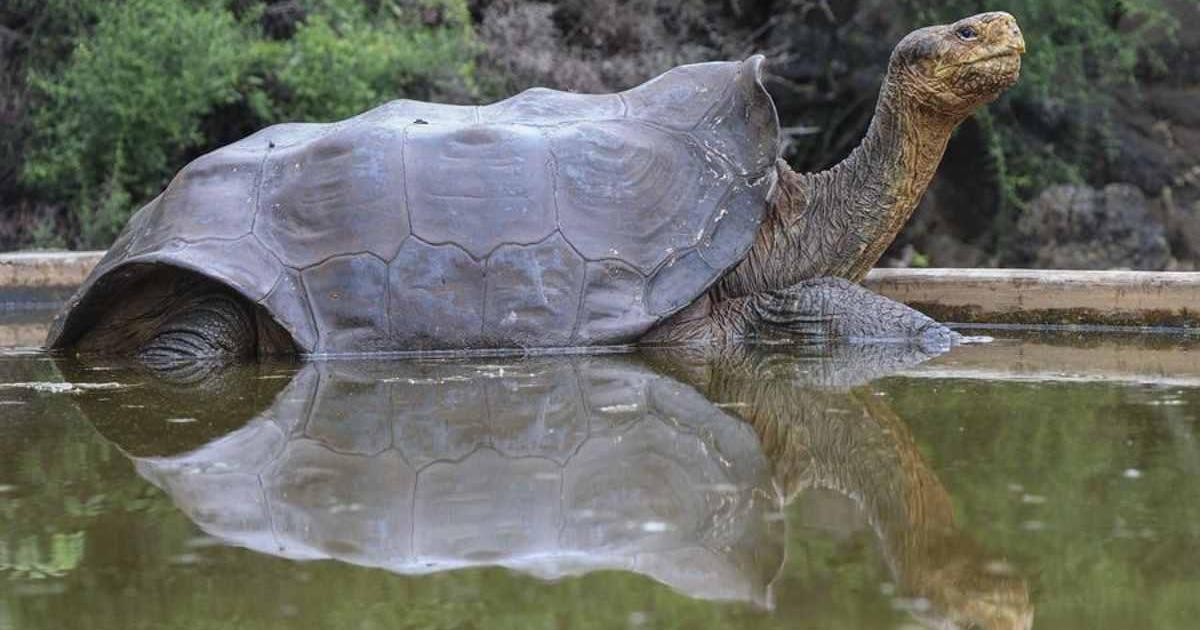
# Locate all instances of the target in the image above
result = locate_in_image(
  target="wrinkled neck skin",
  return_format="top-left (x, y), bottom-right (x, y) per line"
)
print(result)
top-left (716, 75), bottom-right (965, 299)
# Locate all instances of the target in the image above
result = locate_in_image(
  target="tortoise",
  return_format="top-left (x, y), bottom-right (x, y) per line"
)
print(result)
top-left (46, 12), bottom-right (1025, 359)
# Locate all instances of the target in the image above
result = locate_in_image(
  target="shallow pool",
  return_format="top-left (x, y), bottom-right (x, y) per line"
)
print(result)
top-left (2, 326), bottom-right (1199, 629)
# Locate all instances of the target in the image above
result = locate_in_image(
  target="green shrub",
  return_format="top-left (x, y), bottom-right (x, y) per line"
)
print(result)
top-left (23, 0), bottom-right (253, 248)
top-left (21, 0), bottom-right (478, 249)
top-left (264, 0), bottom-right (478, 122)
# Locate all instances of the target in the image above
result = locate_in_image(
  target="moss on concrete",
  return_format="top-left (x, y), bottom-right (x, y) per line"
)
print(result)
top-left (910, 302), bottom-right (1200, 329)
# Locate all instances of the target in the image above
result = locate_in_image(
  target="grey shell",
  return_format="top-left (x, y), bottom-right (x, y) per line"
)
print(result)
top-left (105, 357), bottom-right (783, 604)
top-left (46, 57), bottom-right (779, 353)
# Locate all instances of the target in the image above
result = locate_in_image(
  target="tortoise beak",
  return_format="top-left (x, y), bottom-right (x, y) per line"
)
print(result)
top-left (986, 11), bottom-right (1026, 55)
top-left (1011, 26), bottom-right (1027, 55)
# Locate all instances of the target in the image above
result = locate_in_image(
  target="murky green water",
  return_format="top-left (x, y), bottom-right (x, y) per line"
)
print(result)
top-left (2, 328), bottom-right (1200, 629)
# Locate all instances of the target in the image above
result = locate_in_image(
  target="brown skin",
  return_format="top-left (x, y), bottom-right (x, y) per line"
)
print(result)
top-left (649, 12), bottom-right (1025, 345)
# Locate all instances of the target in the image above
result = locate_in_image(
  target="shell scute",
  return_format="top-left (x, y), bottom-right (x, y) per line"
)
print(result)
top-left (129, 148), bottom-right (260, 256)
top-left (691, 56), bottom-right (778, 176)
top-left (388, 239), bottom-right (486, 349)
top-left (149, 469), bottom-right (270, 544)
top-left (573, 260), bottom-right (652, 345)
top-left (256, 125), bottom-right (410, 268)
top-left (158, 235), bottom-right (283, 302)
top-left (646, 250), bottom-right (719, 316)
top-left (406, 124), bottom-right (556, 259)
top-left (622, 61), bottom-right (738, 130)
top-left (392, 374), bottom-right (491, 469)
top-left (263, 440), bottom-right (415, 564)
top-left (551, 121), bottom-right (728, 274)
top-left (483, 234), bottom-right (586, 347)
top-left (260, 270), bottom-right (319, 353)
top-left (301, 253), bottom-right (391, 353)
top-left (485, 360), bottom-right (589, 463)
top-left (305, 365), bottom-right (393, 456)
top-left (479, 88), bottom-right (624, 125)
top-left (696, 176), bottom-right (774, 271)
top-left (577, 359), bottom-right (651, 433)
top-left (560, 420), bottom-right (708, 550)
top-left (414, 450), bottom-right (563, 561)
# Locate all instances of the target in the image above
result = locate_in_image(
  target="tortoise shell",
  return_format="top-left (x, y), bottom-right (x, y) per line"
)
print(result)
top-left (84, 357), bottom-right (783, 604)
top-left (47, 57), bottom-right (779, 353)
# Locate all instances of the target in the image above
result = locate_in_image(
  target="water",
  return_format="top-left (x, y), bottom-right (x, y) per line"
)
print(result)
top-left (2, 326), bottom-right (1200, 629)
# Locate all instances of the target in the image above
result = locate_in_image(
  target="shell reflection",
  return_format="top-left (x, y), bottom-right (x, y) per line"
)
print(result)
top-left (74, 356), bottom-right (782, 606)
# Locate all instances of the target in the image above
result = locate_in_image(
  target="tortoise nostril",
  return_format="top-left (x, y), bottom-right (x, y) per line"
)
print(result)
top-left (1010, 25), bottom-right (1027, 54)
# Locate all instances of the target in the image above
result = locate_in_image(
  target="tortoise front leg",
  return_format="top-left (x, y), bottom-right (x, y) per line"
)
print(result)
top-left (749, 277), bottom-right (963, 349)
top-left (647, 277), bottom-right (964, 352)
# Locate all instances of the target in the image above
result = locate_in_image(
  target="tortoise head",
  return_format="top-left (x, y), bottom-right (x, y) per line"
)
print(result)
top-left (889, 12), bottom-right (1026, 117)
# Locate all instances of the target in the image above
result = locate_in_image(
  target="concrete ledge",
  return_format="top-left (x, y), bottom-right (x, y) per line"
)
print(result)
top-left (0, 251), bottom-right (105, 310)
top-left (0, 311), bottom-right (51, 348)
top-left (864, 268), bottom-right (1200, 328)
top-left (1, 252), bottom-right (1198, 328)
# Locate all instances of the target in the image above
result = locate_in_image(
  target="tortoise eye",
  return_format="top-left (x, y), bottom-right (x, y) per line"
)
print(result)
top-left (957, 25), bottom-right (979, 40)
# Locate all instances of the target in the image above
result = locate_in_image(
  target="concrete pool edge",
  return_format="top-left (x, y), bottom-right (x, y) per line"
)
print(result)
top-left (865, 268), bottom-right (1200, 328)
top-left (2, 251), bottom-right (1199, 328)
top-left (0, 251), bottom-right (106, 311)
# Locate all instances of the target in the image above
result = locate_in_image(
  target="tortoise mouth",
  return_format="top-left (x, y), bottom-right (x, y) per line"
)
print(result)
top-left (968, 52), bottom-right (1022, 84)
top-left (971, 50), bottom-right (1022, 64)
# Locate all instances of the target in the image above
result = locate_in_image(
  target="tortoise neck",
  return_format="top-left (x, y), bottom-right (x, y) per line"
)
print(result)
top-left (820, 81), bottom-right (963, 281)
top-left (715, 78), bottom-right (962, 299)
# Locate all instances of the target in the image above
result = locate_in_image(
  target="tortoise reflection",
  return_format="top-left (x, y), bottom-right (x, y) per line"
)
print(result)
top-left (66, 345), bottom-right (1031, 628)
top-left (646, 345), bottom-right (1035, 629)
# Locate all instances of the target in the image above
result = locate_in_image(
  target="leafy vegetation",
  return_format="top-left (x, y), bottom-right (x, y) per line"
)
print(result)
top-left (0, 0), bottom-right (1187, 260)
top-left (264, 0), bottom-right (477, 122)
top-left (23, 0), bottom-right (253, 247)
top-left (7, 0), bottom-right (477, 248)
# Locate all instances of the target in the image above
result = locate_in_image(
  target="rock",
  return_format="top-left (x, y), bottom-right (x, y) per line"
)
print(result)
top-left (1017, 184), bottom-right (1171, 270)
top-left (1156, 184), bottom-right (1200, 262)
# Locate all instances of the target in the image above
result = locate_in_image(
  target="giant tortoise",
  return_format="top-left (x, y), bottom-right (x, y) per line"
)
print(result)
top-left (47, 12), bottom-right (1025, 359)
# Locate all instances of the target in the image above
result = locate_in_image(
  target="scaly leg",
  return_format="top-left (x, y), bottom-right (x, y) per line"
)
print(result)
top-left (750, 277), bottom-right (962, 348)
top-left (647, 277), bottom-right (967, 352)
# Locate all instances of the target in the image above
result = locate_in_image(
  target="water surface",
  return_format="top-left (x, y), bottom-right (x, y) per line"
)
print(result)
top-left (2, 329), bottom-right (1199, 629)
